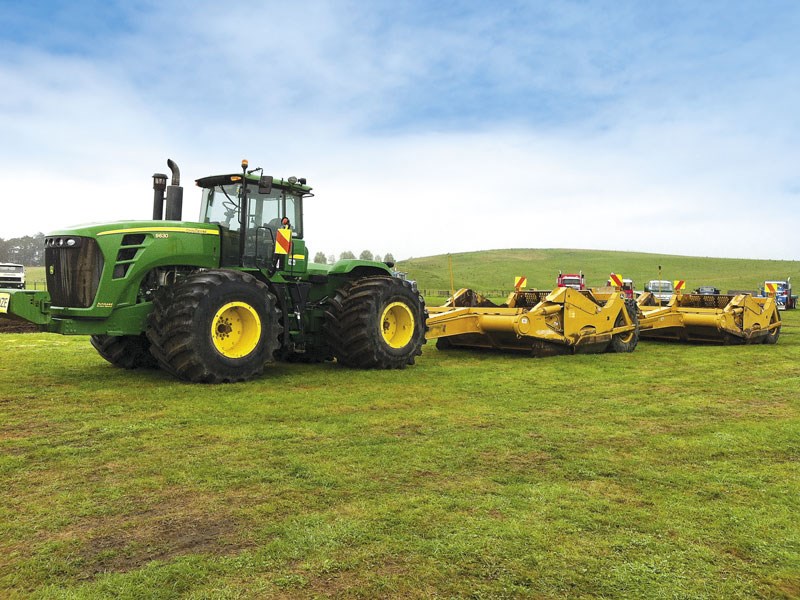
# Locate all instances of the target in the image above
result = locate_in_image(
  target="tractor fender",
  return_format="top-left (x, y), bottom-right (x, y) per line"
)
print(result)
top-left (326, 259), bottom-right (394, 278)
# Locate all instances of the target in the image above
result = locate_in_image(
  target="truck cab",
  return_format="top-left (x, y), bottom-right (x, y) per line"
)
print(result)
top-left (557, 271), bottom-right (586, 290)
top-left (0, 263), bottom-right (25, 289)
top-left (645, 280), bottom-right (673, 303)
top-left (607, 277), bottom-right (635, 299)
top-left (760, 279), bottom-right (796, 310)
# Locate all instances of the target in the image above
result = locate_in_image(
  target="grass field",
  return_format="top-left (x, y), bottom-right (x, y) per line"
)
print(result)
top-left (2, 251), bottom-right (799, 598)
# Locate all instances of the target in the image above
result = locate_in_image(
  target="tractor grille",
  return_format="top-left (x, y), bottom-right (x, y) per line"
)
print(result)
top-left (45, 236), bottom-right (104, 308)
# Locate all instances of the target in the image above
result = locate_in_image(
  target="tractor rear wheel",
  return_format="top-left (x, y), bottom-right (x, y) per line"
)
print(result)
top-left (325, 276), bottom-right (426, 368)
top-left (90, 334), bottom-right (158, 369)
top-left (146, 269), bottom-right (282, 383)
top-left (609, 299), bottom-right (639, 353)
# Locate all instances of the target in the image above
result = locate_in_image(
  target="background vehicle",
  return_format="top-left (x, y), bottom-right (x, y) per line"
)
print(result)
top-left (557, 271), bottom-right (586, 290)
top-left (645, 280), bottom-right (673, 303)
top-left (607, 275), bottom-right (635, 299)
top-left (0, 263), bottom-right (25, 289)
top-left (759, 278), bottom-right (796, 310)
top-left (695, 286), bottom-right (721, 295)
top-left (0, 159), bottom-right (427, 382)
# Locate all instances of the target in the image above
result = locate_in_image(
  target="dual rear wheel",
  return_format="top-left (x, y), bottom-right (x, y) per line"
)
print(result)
top-left (324, 276), bottom-right (427, 369)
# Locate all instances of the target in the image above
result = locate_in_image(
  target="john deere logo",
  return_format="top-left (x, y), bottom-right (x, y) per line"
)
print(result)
top-left (49, 266), bottom-right (55, 275)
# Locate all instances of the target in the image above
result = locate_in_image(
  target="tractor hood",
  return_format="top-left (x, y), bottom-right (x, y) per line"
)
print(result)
top-left (47, 220), bottom-right (219, 239)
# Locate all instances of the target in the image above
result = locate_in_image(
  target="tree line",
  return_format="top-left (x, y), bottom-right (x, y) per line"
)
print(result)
top-left (0, 233), bottom-right (45, 265)
top-left (313, 251), bottom-right (395, 264)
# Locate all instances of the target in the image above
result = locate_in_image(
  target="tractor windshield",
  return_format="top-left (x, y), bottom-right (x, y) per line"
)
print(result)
top-left (200, 183), bottom-right (303, 239)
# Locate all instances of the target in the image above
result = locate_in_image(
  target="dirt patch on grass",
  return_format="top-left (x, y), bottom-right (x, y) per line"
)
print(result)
top-left (771, 576), bottom-right (800, 599)
top-left (0, 317), bottom-right (40, 333)
top-left (68, 491), bottom-right (253, 578)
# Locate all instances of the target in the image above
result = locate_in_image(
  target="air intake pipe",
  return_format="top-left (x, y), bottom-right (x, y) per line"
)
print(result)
top-left (164, 159), bottom-right (183, 221)
top-left (152, 173), bottom-right (167, 220)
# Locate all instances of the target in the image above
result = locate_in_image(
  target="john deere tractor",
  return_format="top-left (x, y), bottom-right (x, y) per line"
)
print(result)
top-left (0, 160), bottom-right (427, 382)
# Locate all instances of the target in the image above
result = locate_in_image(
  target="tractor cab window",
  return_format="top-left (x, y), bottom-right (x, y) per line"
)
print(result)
top-left (200, 184), bottom-right (303, 239)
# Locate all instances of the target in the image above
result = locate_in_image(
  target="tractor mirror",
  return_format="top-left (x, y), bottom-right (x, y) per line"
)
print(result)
top-left (258, 175), bottom-right (273, 194)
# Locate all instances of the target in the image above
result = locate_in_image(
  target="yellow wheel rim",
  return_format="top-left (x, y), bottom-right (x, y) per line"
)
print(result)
top-left (380, 301), bottom-right (415, 349)
top-left (211, 302), bottom-right (262, 358)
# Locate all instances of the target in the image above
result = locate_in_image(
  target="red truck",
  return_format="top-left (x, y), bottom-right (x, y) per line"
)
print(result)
top-left (557, 271), bottom-right (586, 290)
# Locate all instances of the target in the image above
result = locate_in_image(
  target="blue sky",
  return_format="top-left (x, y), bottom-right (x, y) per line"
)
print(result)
top-left (1, 1), bottom-right (799, 260)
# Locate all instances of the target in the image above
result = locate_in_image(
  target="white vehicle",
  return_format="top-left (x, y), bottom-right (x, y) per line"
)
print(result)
top-left (0, 263), bottom-right (25, 289)
top-left (645, 279), bottom-right (673, 303)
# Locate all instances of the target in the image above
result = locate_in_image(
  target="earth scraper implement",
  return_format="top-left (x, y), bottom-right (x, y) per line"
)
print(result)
top-left (635, 289), bottom-right (781, 344)
top-left (427, 286), bottom-right (640, 356)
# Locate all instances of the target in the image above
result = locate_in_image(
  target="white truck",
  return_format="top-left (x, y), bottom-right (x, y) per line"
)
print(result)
top-left (0, 263), bottom-right (25, 289)
top-left (645, 279), bottom-right (673, 303)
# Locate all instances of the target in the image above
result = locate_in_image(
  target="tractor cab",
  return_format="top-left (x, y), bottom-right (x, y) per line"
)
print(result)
top-left (196, 168), bottom-right (313, 270)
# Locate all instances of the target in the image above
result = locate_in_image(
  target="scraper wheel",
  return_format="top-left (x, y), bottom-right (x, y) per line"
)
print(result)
top-left (609, 299), bottom-right (639, 353)
top-left (763, 326), bottom-right (780, 345)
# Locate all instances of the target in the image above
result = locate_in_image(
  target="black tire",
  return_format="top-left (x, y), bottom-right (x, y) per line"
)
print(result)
top-left (610, 299), bottom-right (639, 353)
top-left (146, 269), bottom-right (282, 383)
top-left (435, 336), bottom-right (454, 351)
top-left (763, 326), bottom-right (780, 345)
top-left (324, 276), bottom-right (427, 369)
top-left (90, 334), bottom-right (158, 369)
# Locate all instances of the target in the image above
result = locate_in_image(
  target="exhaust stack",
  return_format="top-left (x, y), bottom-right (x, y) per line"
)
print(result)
top-left (164, 159), bottom-right (183, 221)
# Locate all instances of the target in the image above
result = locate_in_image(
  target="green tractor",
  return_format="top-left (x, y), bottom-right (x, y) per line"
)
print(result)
top-left (0, 159), bottom-right (427, 382)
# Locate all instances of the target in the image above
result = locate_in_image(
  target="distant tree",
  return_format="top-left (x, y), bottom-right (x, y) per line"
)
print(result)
top-left (327, 254), bottom-right (336, 264)
top-left (0, 233), bottom-right (45, 265)
top-left (340, 250), bottom-right (355, 260)
top-left (374, 251), bottom-right (382, 262)
top-left (359, 250), bottom-right (373, 261)
top-left (313, 251), bottom-right (327, 264)
top-left (383, 252), bottom-right (395, 263)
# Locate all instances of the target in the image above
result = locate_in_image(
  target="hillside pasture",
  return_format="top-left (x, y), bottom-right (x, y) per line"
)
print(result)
top-left (399, 249), bottom-right (800, 299)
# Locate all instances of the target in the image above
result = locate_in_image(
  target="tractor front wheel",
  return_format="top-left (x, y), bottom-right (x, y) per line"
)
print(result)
top-left (146, 269), bottom-right (282, 383)
top-left (325, 276), bottom-right (427, 369)
top-left (90, 334), bottom-right (158, 369)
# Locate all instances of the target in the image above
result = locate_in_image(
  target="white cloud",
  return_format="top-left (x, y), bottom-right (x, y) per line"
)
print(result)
top-left (0, 1), bottom-right (798, 262)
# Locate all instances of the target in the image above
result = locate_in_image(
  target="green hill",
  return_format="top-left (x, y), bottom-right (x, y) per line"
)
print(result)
top-left (397, 248), bottom-right (799, 296)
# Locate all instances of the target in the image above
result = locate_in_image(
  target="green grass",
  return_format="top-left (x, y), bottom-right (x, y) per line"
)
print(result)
top-left (398, 249), bottom-right (800, 296)
top-left (1, 314), bottom-right (798, 597)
